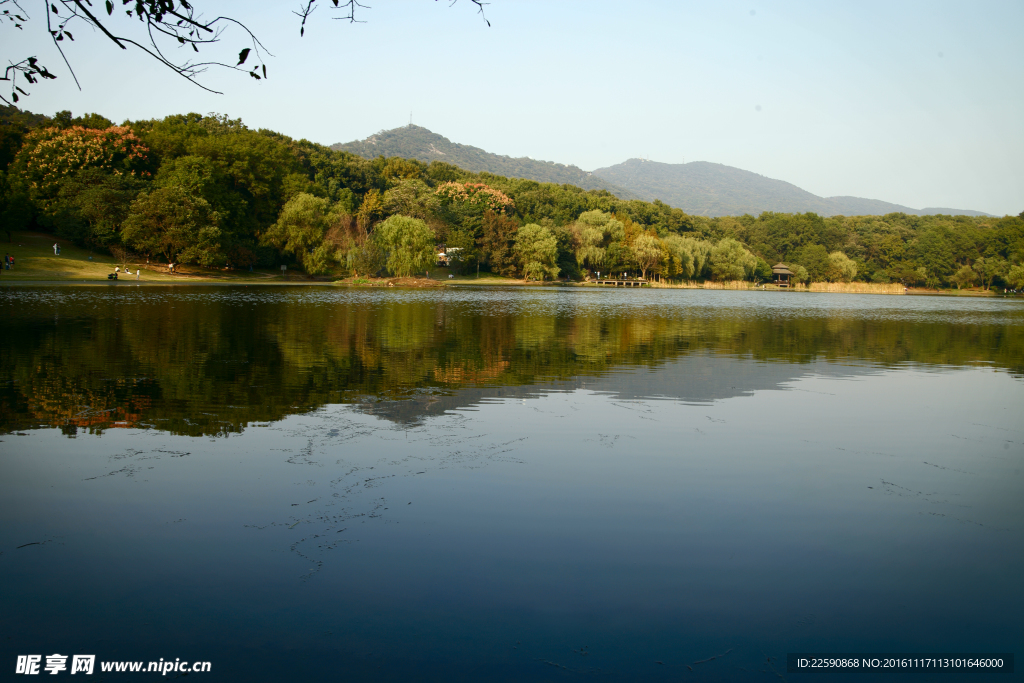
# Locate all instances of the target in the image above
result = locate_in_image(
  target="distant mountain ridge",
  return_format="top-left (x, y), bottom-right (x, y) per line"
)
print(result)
top-left (331, 125), bottom-right (992, 218)
top-left (593, 158), bottom-right (992, 218)
top-left (331, 125), bottom-right (634, 197)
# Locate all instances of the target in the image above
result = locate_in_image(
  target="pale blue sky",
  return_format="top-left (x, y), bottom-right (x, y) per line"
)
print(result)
top-left (6, 1), bottom-right (1023, 215)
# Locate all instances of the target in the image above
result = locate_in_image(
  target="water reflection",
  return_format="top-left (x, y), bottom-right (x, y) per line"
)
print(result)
top-left (2, 286), bottom-right (1021, 434)
top-left (1, 286), bottom-right (1022, 682)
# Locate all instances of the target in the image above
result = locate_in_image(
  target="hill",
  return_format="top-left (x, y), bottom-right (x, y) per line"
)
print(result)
top-left (333, 125), bottom-right (991, 217)
top-left (331, 125), bottom-right (635, 197)
top-left (592, 158), bottom-right (992, 218)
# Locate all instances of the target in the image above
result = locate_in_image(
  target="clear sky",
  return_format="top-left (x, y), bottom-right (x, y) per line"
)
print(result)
top-left (6, 1), bottom-right (1023, 215)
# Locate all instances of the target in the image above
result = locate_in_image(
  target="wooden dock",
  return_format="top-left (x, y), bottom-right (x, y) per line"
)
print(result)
top-left (595, 279), bottom-right (646, 287)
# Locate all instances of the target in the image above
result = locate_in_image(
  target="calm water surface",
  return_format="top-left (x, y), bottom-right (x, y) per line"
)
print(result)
top-left (1, 286), bottom-right (1022, 681)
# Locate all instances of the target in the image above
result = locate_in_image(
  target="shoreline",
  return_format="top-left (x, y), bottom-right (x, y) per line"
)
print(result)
top-left (0, 232), bottom-right (1013, 297)
top-left (1, 277), bottom-right (1016, 298)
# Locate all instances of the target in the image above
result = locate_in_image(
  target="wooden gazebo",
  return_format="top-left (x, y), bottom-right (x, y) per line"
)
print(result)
top-left (772, 263), bottom-right (794, 287)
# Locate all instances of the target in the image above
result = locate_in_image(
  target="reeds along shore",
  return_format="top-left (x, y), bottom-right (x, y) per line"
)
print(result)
top-left (649, 280), bottom-right (908, 294)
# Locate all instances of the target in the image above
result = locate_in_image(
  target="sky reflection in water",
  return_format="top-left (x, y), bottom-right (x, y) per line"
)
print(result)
top-left (1, 286), bottom-right (1021, 681)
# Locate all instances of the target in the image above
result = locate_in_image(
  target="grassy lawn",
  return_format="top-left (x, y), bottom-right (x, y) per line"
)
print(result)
top-left (0, 231), bottom-right (295, 283)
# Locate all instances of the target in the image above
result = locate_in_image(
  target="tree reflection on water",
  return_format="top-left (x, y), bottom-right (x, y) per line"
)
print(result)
top-left (1, 286), bottom-right (1021, 435)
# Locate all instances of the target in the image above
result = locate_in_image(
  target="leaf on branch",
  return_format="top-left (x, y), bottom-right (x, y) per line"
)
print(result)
top-left (106, 0), bottom-right (113, 15)
top-left (262, 64), bottom-right (266, 79)
top-left (51, 3), bottom-right (59, 14)
top-left (300, 26), bottom-right (304, 36)
top-left (237, 47), bottom-right (251, 65)
top-left (65, 31), bottom-right (73, 40)
top-left (12, 92), bottom-right (18, 102)
top-left (15, 86), bottom-right (27, 94)
top-left (192, 43), bottom-right (198, 52)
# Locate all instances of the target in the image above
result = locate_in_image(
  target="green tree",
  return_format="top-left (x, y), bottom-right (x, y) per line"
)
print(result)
top-left (974, 257), bottom-right (1006, 291)
top-left (709, 238), bottom-right (756, 281)
top-left (661, 235), bottom-right (694, 280)
top-left (122, 186), bottom-right (221, 265)
top-left (949, 264), bottom-right (977, 290)
top-left (1006, 264), bottom-right (1024, 290)
top-left (631, 232), bottom-right (663, 279)
top-left (825, 251), bottom-right (858, 282)
top-left (443, 227), bottom-right (479, 275)
top-left (374, 214), bottom-right (436, 277)
top-left (514, 223), bottom-right (559, 281)
top-left (573, 210), bottom-right (608, 273)
top-left (261, 193), bottom-right (341, 275)
top-left (793, 244), bottom-right (830, 282)
top-left (752, 258), bottom-right (772, 283)
top-left (50, 168), bottom-right (145, 248)
top-left (481, 210), bottom-right (519, 276)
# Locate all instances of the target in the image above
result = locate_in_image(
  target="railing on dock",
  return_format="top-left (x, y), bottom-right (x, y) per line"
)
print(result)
top-left (594, 279), bottom-right (647, 287)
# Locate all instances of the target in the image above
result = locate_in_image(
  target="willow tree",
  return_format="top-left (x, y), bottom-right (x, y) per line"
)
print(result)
top-left (631, 232), bottom-right (663, 280)
top-left (374, 214), bottom-right (436, 277)
top-left (825, 251), bottom-right (858, 282)
top-left (514, 223), bottom-right (559, 281)
top-left (709, 238), bottom-right (756, 281)
top-left (573, 210), bottom-right (609, 273)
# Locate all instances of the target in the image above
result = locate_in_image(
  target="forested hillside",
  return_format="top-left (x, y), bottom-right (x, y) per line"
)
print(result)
top-left (1, 106), bottom-right (1022, 290)
top-left (593, 158), bottom-right (992, 218)
top-left (332, 125), bottom-right (634, 197)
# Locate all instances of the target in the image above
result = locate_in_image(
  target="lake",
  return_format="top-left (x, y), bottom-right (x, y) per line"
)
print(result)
top-left (1, 285), bottom-right (1021, 681)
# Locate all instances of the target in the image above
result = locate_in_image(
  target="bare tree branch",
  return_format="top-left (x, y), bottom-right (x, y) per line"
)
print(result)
top-left (0, 0), bottom-right (491, 105)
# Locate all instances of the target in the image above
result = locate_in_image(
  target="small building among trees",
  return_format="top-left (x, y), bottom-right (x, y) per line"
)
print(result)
top-left (772, 263), bottom-right (794, 287)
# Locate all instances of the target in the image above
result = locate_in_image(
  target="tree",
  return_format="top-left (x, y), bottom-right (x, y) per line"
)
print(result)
top-left (443, 226), bottom-right (478, 275)
top-left (631, 232), bottom-right (662, 279)
top-left (480, 209), bottom-right (519, 276)
top-left (52, 167), bottom-right (145, 247)
top-left (949, 264), bottom-right (977, 290)
top-left (752, 258), bottom-right (772, 284)
top-left (709, 238), bottom-right (756, 281)
top-left (121, 185), bottom-right (220, 265)
top-left (374, 214), bottom-right (435, 277)
top-left (1006, 264), bottom-right (1024, 290)
top-left (513, 223), bottom-right (559, 281)
top-left (110, 245), bottom-right (136, 271)
top-left (660, 235), bottom-right (693, 280)
top-left (572, 210), bottom-right (607, 273)
top-left (825, 251), bottom-right (857, 282)
top-left (2, 1), bottom-right (490, 104)
top-left (261, 193), bottom-right (340, 275)
top-left (974, 256), bottom-right (1006, 291)
top-left (793, 244), bottom-right (830, 282)
top-left (12, 124), bottom-right (151, 220)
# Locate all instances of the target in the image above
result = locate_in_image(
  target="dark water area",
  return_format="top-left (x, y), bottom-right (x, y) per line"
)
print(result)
top-left (1, 286), bottom-right (1022, 681)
